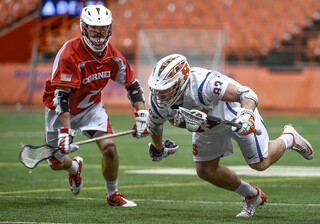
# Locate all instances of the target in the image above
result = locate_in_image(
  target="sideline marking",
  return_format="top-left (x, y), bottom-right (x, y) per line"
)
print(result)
top-left (125, 166), bottom-right (320, 177)
top-left (0, 222), bottom-right (73, 224)
top-left (1, 195), bottom-right (319, 207)
top-left (0, 176), bottom-right (318, 195)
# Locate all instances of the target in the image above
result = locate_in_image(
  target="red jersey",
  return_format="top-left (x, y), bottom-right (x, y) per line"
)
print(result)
top-left (43, 37), bottom-right (136, 115)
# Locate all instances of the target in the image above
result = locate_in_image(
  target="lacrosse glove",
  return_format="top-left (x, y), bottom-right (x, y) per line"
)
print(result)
top-left (148, 139), bottom-right (179, 162)
top-left (232, 108), bottom-right (255, 135)
top-left (133, 110), bottom-right (149, 139)
top-left (58, 128), bottom-right (79, 153)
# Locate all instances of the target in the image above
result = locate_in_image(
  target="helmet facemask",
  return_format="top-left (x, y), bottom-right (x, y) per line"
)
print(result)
top-left (81, 22), bottom-right (112, 52)
top-left (151, 80), bottom-right (182, 110)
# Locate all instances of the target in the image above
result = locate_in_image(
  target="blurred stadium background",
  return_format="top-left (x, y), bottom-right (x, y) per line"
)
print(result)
top-left (1, 0), bottom-right (320, 114)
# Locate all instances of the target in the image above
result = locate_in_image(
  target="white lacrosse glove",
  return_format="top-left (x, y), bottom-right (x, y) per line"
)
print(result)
top-left (231, 108), bottom-right (255, 135)
top-left (175, 107), bottom-right (207, 132)
top-left (148, 139), bottom-right (179, 162)
top-left (58, 128), bottom-right (78, 153)
top-left (174, 110), bottom-right (185, 126)
top-left (133, 110), bottom-right (149, 139)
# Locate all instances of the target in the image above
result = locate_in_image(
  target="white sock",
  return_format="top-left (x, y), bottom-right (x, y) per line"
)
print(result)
top-left (67, 161), bottom-right (79, 175)
top-left (280, 134), bottom-right (294, 149)
top-left (106, 179), bottom-right (118, 198)
top-left (234, 179), bottom-right (258, 198)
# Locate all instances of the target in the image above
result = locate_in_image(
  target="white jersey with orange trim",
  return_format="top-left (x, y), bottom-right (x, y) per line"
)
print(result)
top-left (148, 67), bottom-right (269, 164)
top-left (148, 67), bottom-right (243, 133)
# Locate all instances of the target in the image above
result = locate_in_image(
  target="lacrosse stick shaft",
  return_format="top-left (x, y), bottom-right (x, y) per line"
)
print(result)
top-left (206, 114), bottom-right (262, 135)
top-left (74, 130), bottom-right (135, 145)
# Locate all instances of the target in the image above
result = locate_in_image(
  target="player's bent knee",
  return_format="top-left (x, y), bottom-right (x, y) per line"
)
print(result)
top-left (101, 143), bottom-right (117, 157)
top-left (196, 166), bottom-right (213, 180)
top-left (249, 161), bottom-right (268, 171)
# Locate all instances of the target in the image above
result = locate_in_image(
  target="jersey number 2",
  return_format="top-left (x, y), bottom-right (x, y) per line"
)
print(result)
top-left (78, 88), bottom-right (102, 108)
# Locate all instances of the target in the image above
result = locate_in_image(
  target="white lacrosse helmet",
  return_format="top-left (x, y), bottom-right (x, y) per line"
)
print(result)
top-left (148, 54), bottom-right (190, 110)
top-left (80, 5), bottom-right (112, 52)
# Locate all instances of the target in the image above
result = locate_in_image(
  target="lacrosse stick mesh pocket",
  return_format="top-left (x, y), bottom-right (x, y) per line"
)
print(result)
top-left (20, 145), bottom-right (54, 169)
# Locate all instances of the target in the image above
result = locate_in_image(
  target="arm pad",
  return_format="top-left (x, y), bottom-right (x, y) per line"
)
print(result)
top-left (126, 80), bottom-right (145, 106)
top-left (236, 86), bottom-right (258, 106)
top-left (53, 89), bottom-right (69, 115)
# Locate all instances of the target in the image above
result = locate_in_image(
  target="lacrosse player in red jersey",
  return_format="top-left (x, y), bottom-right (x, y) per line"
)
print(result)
top-left (146, 54), bottom-right (314, 217)
top-left (42, 5), bottom-right (148, 207)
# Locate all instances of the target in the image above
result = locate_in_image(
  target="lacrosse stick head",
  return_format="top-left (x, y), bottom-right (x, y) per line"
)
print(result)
top-left (19, 144), bottom-right (57, 169)
top-left (148, 54), bottom-right (190, 110)
top-left (178, 107), bottom-right (207, 132)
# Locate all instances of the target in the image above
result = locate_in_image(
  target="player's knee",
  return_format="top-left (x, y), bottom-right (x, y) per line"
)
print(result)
top-left (196, 166), bottom-right (213, 180)
top-left (101, 143), bottom-right (117, 158)
top-left (249, 161), bottom-right (268, 171)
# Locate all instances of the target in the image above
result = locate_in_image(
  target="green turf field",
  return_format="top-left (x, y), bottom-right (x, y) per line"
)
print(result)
top-left (0, 112), bottom-right (319, 224)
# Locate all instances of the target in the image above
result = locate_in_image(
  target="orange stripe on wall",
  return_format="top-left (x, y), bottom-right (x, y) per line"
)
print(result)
top-left (1, 63), bottom-right (320, 111)
top-left (226, 67), bottom-right (320, 110)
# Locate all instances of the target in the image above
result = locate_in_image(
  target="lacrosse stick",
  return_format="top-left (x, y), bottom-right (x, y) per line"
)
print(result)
top-left (19, 130), bottom-right (135, 169)
top-left (178, 107), bottom-right (261, 135)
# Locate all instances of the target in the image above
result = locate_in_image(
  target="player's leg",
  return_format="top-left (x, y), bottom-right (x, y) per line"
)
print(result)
top-left (193, 132), bottom-right (265, 217)
top-left (249, 137), bottom-right (286, 171)
top-left (196, 157), bottom-right (240, 191)
top-left (45, 107), bottom-right (83, 195)
top-left (234, 110), bottom-right (313, 171)
top-left (93, 131), bottom-right (119, 182)
top-left (255, 124), bottom-right (314, 170)
top-left (195, 156), bottom-right (266, 218)
top-left (91, 131), bottom-right (136, 207)
top-left (79, 102), bottom-right (136, 207)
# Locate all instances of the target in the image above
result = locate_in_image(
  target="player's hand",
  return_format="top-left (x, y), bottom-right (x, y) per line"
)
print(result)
top-left (58, 128), bottom-right (78, 153)
top-left (133, 110), bottom-right (149, 139)
top-left (148, 139), bottom-right (179, 162)
top-left (174, 110), bottom-right (185, 126)
top-left (232, 108), bottom-right (255, 135)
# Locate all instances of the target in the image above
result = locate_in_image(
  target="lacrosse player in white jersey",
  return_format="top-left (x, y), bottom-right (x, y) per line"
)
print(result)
top-left (146, 54), bottom-right (314, 217)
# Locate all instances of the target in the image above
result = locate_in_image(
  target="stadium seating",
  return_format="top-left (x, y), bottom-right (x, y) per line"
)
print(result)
top-left (2, 0), bottom-right (320, 64)
top-left (0, 0), bottom-right (40, 29)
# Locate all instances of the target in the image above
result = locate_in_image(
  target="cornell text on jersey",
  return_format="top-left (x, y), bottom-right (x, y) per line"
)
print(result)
top-left (82, 71), bottom-right (111, 84)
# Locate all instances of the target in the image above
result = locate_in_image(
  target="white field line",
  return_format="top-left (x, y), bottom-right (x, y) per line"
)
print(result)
top-left (0, 222), bottom-right (73, 224)
top-left (125, 166), bottom-right (320, 177)
top-left (1, 195), bottom-right (320, 207)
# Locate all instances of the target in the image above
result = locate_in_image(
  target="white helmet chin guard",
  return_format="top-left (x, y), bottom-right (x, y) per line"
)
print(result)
top-left (148, 54), bottom-right (190, 110)
top-left (80, 5), bottom-right (112, 52)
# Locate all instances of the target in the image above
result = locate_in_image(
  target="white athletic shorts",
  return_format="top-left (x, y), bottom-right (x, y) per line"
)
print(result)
top-left (45, 101), bottom-right (112, 164)
top-left (192, 110), bottom-right (269, 165)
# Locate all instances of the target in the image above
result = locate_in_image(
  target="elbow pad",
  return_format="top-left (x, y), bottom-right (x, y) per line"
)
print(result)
top-left (126, 80), bottom-right (145, 106)
top-left (236, 86), bottom-right (258, 106)
top-left (53, 89), bottom-right (70, 115)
